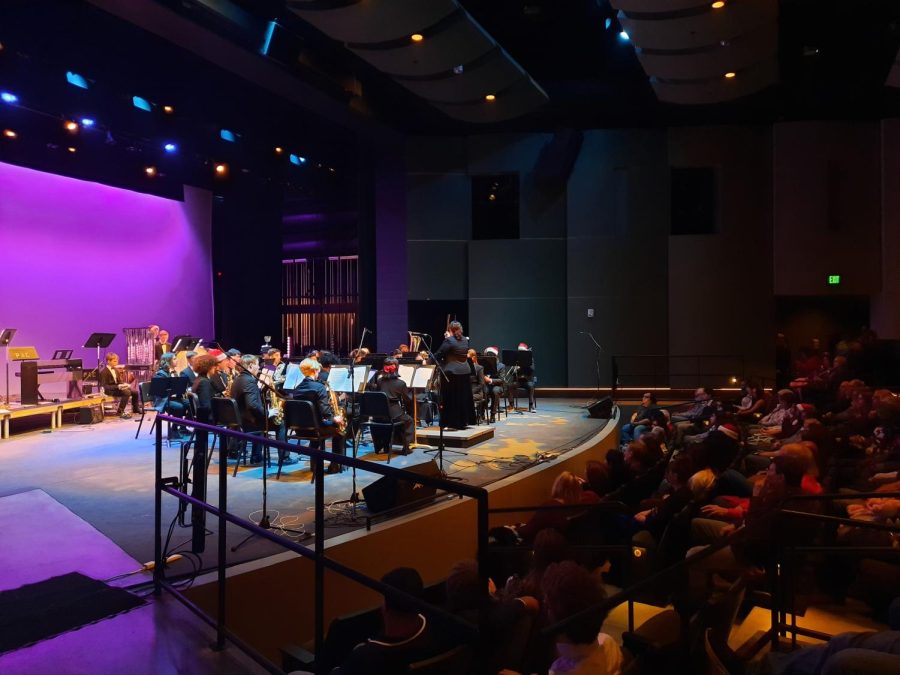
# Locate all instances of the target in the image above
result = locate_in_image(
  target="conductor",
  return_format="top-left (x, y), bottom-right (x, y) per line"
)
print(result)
top-left (435, 321), bottom-right (476, 430)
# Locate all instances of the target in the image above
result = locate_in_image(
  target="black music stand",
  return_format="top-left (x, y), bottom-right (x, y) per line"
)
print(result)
top-left (503, 349), bottom-right (534, 413)
top-left (1, 329), bottom-right (17, 406)
top-left (149, 376), bottom-right (189, 439)
top-left (418, 336), bottom-right (464, 480)
top-left (171, 335), bottom-right (199, 352)
top-left (84, 333), bottom-right (116, 385)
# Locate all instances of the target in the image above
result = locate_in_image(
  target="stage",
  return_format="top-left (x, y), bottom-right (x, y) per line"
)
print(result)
top-left (0, 398), bottom-right (610, 573)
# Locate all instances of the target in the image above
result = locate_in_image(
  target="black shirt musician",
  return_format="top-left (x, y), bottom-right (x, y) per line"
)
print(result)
top-left (467, 349), bottom-right (487, 421)
top-left (483, 346), bottom-right (506, 422)
top-left (229, 354), bottom-right (266, 464)
top-left (367, 357), bottom-right (415, 454)
top-left (435, 321), bottom-right (477, 430)
top-left (291, 358), bottom-right (346, 474)
top-left (98, 352), bottom-right (141, 419)
top-left (511, 342), bottom-right (536, 411)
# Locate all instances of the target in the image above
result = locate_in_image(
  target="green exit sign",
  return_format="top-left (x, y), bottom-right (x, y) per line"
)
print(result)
top-left (827, 275), bottom-right (841, 286)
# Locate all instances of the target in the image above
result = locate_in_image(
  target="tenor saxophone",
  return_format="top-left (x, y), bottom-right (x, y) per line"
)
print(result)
top-left (325, 382), bottom-right (347, 434)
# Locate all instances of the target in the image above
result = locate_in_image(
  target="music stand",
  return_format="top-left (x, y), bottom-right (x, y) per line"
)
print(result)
top-left (171, 335), bottom-right (199, 352)
top-left (503, 349), bottom-right (534, 413)
top-left (84, 332), bottom-right (116, 390)
top-left (418, 338), bottom-right (464, 480)
top-left (2, 329), bottom-right (17, 406)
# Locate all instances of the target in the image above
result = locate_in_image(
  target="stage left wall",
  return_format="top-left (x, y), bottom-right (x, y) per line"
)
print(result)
top-left (0, 160), bottom-right (214, 397)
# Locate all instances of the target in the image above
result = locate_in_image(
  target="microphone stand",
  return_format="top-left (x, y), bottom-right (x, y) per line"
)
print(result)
top-left (230, 360), bottom-right (306, 552)
top-left (416, 332), bottom-right (464, 480)
top-left (333, 328), bottom-right (370, 513)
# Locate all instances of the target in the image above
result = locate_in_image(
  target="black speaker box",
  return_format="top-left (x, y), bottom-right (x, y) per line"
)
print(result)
top-left (77, 406), bottom-right (103, 424)
top-left (587, 397), bottom-right (614, 419)
top-left (362, 460), bottom-right (440, 514)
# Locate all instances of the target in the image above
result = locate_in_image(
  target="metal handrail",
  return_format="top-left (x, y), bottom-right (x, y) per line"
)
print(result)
top-left (154, 414), bottom-right (490, 674)
top-left (773, 494), bottom-right (900, 649)
top-left (611, 353), bottom-right (749, 395)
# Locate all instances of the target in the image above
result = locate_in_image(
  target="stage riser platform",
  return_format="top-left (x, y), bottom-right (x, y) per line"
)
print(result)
top-left (414, 425), bottom-right (493, 448)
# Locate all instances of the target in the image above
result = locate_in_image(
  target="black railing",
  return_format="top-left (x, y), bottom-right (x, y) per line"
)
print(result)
top-left (611, 353), bottom-right (749, 395)
top-left (771, 491), bottom-right (900, 650)
top-left (153, 414), bottom-right (490, 674)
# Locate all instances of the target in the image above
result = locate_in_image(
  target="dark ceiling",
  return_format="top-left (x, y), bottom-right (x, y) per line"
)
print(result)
top-left (223, 0), bottom-right (900, 131)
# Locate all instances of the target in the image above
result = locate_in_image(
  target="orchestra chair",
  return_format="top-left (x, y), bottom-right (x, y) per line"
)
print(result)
top-left (358, 391), bottom-right (407, 463)
top-left (509, 381), bottom-right (536, 412)
top-left (280, 399), bottom-right (329, 480)
top-left (210, 397), bottom-right (269, 477)
top-left (134, 381), bottom-right (155, 439)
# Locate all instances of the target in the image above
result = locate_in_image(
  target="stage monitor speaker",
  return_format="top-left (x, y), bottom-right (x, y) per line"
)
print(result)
top-left (77, 406), bottom-right (103, 424)
top-left (362, 460), bottom-right (440, 514)
top-left (587, 397), bottom-right (614, 419)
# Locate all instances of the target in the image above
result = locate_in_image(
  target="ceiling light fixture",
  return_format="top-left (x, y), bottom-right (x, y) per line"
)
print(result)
top-left (163, 105), bottom-right (174, 114)
top-left (410, 33), bottom-right (424, 43)
top-left (485, 94), bottom-right (496, 102)
top-left (711, 1), bottom-right (725, 8)
top-left (724, 71), bottom-right (736, 78)
top-left (145, 166), bottom-right (157, 177)
top-left (65, 120), bottom-right (79, 132)
top-left (3, 129), bottom-right (17, 139)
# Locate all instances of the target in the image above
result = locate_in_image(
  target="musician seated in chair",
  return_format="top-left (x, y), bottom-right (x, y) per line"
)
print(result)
top-left (467, 349), bottom-right (488, 422)
top-left (99, 352), bottom-right (140, 419)
top-left (229, 354), bottom-right (268, 465)
top-left (511, 342), bottom-right (536, 411)
top-left (367, 357), bottom-right (414, 455)
top-left (153, 352), bottom-right (189, 438)
top-left (291, 358), bottom-right (346, 474)
top-left (179, 351), bottom-right (199, 385)
top-left (484, 346), bottom-right (506, 422)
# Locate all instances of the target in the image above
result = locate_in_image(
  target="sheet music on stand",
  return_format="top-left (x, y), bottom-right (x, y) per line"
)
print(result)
top-left (257, 368), bottom-right (274, 390)
top-left (283, 363), bottom-right (302, 390)
top-left (328, 365), bottom-right (371, 393)
top-left (398, 364), bottom-right (416, 388)
top-left (412, 365), bottom-right (435, 388)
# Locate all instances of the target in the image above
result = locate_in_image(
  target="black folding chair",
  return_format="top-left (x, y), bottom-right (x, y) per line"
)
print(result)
top-left (211, 397), bottom-right (268, 476)
top-left (280, 399), bottom-right (329, 479)
top-left (358, 391), bottom-right (408, 463)
top-left (134, 380), bottom-right (153, 439)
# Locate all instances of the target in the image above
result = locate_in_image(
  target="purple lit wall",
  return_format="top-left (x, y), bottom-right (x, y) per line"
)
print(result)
top-left (0, 161), bottom-right (214, 396)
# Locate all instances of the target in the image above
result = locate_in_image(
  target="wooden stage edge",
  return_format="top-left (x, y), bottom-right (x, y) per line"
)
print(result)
top-left (184, 407), bottom-right (622, 665)
top-left (0, 396), bottom-right (113, 439)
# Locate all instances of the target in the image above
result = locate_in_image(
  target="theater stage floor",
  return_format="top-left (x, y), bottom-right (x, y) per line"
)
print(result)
top-left (0, 399), bottom-right (608, 574)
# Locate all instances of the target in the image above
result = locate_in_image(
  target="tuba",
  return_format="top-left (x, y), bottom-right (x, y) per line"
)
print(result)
top-left (325, 382), bottom-right (347, 434)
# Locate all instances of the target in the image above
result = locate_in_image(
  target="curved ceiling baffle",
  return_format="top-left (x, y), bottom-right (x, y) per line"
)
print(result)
top-left (610, 0), bottom-right (778, 105)
top-left (287, 0), bottom-right (549, 123)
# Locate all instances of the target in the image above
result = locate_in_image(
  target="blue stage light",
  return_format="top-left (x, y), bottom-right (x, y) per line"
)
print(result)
top-left (163, 142), bottom-right (177, 153)
top-left (66, 71), bottom-right (89, 89)
top-left (220, 129), bottom-right (236, 142)
top-left (132, 96), bottom-right (152, 112)
top-left (605, 18), bottom-right (612, 30)
top-left (289, 154), bottom-right (307, 166)
top-left (619, 31), bottom-right (630, 41)
top-left (1, 91), bottom-right (18, 104)
top-left (261, 21), bottom-right (277, 56)
top-left (81, 118), bottom-right (95, 127)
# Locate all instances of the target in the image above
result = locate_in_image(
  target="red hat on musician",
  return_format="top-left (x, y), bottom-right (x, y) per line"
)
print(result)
top-left (517, 342), bottom-right (529, 350)
top-left (485, 346), bottom-right (499, 356)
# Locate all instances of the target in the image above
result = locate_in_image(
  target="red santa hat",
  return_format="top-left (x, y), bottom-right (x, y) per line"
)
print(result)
top-left (485, 346), bottom-right (499, 356)
top-left (719, 423), bottom-right (739, 441)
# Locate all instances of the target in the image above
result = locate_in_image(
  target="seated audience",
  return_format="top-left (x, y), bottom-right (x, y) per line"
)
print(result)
top-left (335, 567), bottom-right (440, 674)
top-left (541, 560), bottom-right (624, 675)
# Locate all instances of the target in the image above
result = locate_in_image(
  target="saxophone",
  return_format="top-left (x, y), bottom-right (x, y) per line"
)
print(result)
top-left (269, 387), bottom-right (284, 426)
top-left (325, 382), bottom-right (347, 434)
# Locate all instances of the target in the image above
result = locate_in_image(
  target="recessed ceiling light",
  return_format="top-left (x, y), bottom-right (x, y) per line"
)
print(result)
top-left (65, 120), bottom-right (79, 132)
top-left (485, 94), bottom-right (496, 102)
top-left (145, 166), bottom-right (157, 177)
top-left (67, 146), bottom-right (77, 153)
top-left (410, 34), bottom-right (424, 43)
top-left (724, 71), bottom-right (736, 79)
top-left (712, 1), bottom-right (725, 8)
top-left (163, 105), bottom-right (174, 114)
top-left (3, 129), bottom-right (17, 139)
